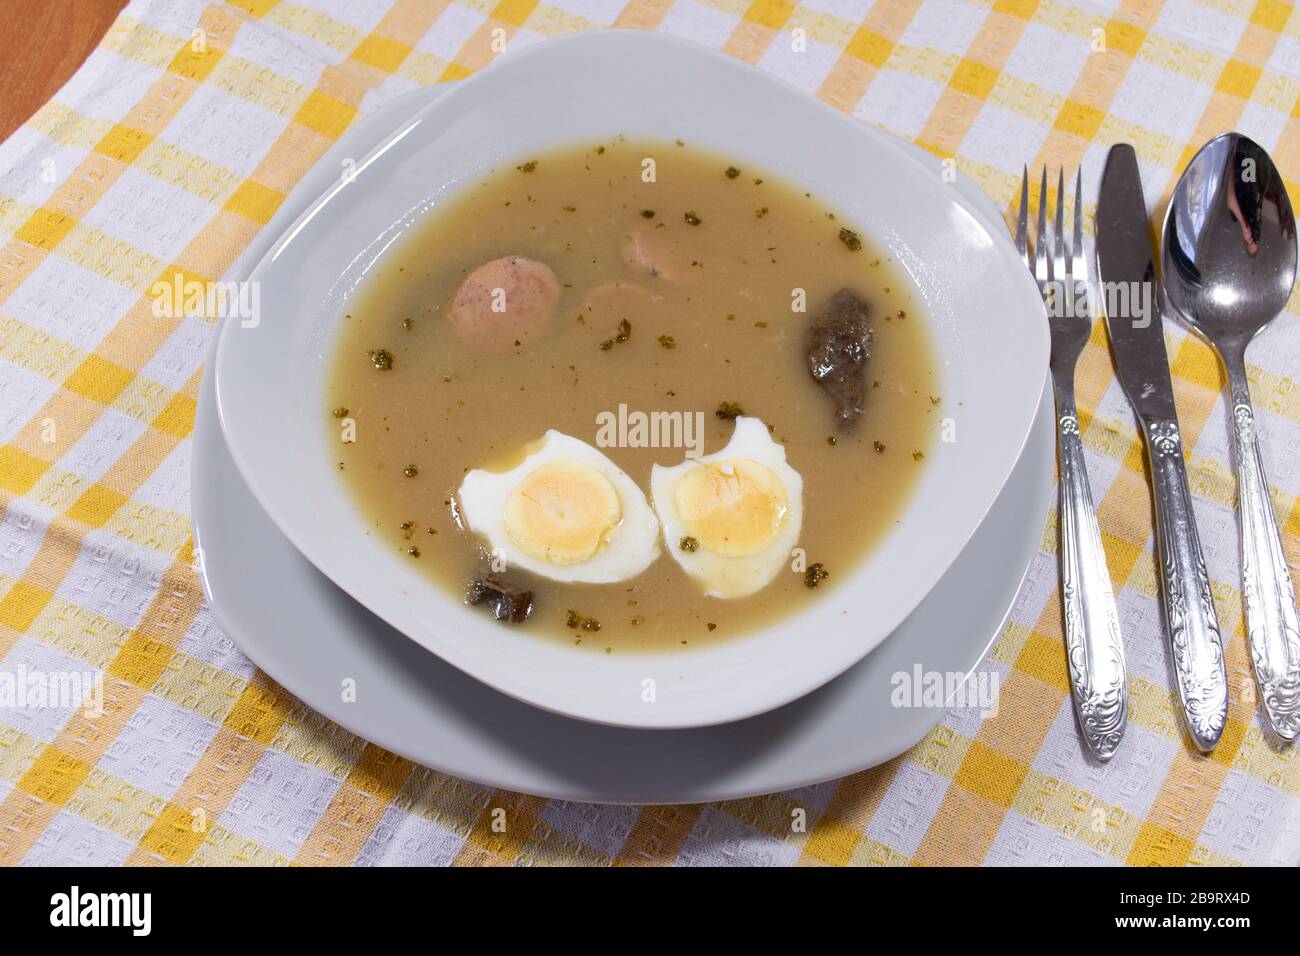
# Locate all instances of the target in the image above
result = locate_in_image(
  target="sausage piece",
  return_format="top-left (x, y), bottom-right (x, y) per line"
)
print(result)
top-left (621, 223), bottom-right (678, 280)
top-left (450, 256), bottom-right (560, 352)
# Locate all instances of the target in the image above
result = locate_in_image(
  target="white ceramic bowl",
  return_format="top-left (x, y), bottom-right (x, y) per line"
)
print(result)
top-left (215, 30), bottom-right (1047, 729)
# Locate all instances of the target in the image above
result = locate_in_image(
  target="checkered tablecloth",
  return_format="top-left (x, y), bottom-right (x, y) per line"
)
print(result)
top-left (0, 0), bottom-right (1297, 867)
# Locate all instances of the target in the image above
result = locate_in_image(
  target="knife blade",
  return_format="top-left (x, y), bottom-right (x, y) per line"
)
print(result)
top-left (1096, 146), bottom-right (1175, 421)
top-left (1095, 143), bottom-right (1229, 752)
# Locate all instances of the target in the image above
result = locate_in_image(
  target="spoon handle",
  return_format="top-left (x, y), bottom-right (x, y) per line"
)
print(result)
top-left (1224, 358), bottom-right (1300, 740)
top-left (1053, 380), bottom-right (1127, 760)
top-left (1143, 418), bottom-right (1229, 751)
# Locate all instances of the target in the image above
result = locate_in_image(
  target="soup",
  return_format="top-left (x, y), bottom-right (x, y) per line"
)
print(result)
top-left (326, 138), bottom-right (938, 653)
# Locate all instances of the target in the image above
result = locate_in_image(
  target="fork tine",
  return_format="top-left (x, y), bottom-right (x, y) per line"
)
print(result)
top-left (1016, 166), bottom-right (1029, 267)
top-left (1053, 168), bottom-right (1066, 285)
top-left (1035, 166), bottom-right (1049, 285)
top-left (1072, 167), bottom-right (1086, 293)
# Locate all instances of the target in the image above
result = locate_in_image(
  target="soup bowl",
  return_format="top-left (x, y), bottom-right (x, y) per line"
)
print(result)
top-left (215, 29), bottom-right (1047, 728)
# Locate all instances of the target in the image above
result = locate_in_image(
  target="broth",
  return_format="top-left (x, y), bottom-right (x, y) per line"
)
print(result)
top-left (326, 138), bottom-right (939, 653)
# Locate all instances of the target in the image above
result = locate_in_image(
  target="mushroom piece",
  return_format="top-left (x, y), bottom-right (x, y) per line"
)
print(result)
top-left (466, 576), bottom-right (534, 623)
top-left (807, 288), bottom-right (874, 429)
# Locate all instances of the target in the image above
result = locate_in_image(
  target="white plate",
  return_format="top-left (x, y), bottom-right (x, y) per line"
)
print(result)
top-left (194, 83), bottom-right (1054, 804)
top-left (214, 31), bottom-right (1048, 728)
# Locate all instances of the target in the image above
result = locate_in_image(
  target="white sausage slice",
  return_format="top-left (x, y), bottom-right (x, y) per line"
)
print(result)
top-left (450, 256), bottom-right (560, 351)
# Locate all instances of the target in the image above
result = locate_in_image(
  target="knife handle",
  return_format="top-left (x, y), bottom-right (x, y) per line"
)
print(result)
top-left (1143, 418), bottom-right (1228, 751)
top-left (1053, 383), bottom-right (1128, 759)
top-left (1224, 358), bottom-right (1300, 740)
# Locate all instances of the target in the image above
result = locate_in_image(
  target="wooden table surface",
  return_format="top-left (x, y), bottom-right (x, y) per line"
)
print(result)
top-left (0, 0), bottom-right (128, 143)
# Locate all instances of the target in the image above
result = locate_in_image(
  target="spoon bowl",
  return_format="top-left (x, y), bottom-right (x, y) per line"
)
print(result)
top-left (1161, 131), bottom-right (1300, 741)
top-left (1162, 132), bottom-right (1296, 349)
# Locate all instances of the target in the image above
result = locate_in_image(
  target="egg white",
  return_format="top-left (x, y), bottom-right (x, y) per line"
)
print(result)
top-left (651, 417), bottom-right (804, 598)
top-left (458, 431), bottom-right (660, 584)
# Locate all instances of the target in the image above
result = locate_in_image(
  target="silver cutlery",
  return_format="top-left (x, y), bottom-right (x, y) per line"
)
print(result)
top-left (1019, 166), bottom-right (1128, 759)
top-left (1096, 143), bottom-right (1228, 752)
top-left (1162, 132), bottom-right (1300, 740)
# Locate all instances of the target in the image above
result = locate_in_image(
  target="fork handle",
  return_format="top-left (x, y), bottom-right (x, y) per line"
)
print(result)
top-left (1142, 416), bottom-right (1228, 751)
top-left (1052, 379), bottom-right (1127, 759)
top-left (1223, 355), bottom-right (1300, 740)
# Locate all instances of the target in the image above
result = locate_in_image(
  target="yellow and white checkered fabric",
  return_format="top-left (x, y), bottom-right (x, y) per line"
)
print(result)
top-left (0, 0), bottom-right (1297, 866)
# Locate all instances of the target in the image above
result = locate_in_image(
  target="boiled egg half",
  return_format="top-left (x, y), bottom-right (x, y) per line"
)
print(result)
top-left (458, 431), bottom-right (660, 583)
top-left (651, 416), bottom-right (803, 598)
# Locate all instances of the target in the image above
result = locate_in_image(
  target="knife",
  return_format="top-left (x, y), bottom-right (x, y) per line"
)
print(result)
top-left (1095, 144), bottom-right (1228, 752)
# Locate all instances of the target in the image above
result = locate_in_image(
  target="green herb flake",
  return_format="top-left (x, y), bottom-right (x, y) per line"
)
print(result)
top-left (716, 401), bottom-right (745, 420)
top-left (679, 536), bottom-right (700, 553)
top-left (684, 210), bottom-right (702, 226)
top-left (403, 464), bottom-right (419, 478)
top-left (658, 334), bottom-right (676, 349)
top-left (724, 166), bottom-right (740, 179)
top-left (331, 406), bottom-right (349, 418)
top-left (838, 227), bottom-right (862, 252)
top-left (516, 160), bottom-right (538, 172)
top-left (804, 563), bottom-right (829, 589)
top-left (566, 610), bottom-right (602, 632)
top-left (640, 209), bottom-right (655, 219)
top-left (367, 348), bottom-right (393, 370)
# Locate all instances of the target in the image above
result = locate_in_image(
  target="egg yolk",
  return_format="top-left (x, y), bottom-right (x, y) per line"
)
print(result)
top-left (674, 459), bottom-right (788, 557)
top-left (504, 459), bottom-right (621, 565)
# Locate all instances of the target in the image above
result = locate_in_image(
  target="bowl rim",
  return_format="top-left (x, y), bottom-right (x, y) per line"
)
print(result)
top-left (214, 29), bottom-right (1048, 728)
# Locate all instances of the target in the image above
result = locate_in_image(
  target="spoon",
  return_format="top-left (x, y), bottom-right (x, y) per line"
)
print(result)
top-left (1162, 132), bottom-right (1300, 740)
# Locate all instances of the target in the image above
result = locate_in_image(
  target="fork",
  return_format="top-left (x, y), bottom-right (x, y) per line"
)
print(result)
top-left (1018, 167), bottom-right (1128, 760)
